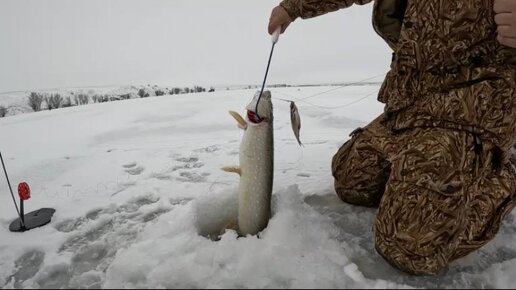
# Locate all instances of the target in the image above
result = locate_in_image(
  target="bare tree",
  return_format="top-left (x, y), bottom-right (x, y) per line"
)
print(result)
top-left (28, 92), bottom-right (44, 112)
top-left (45, 93), bottom-right (63, 110)
top-left (44, 96), bottom-right (50, 110)
top-left (92, 95), bottom-right (99, 103)
top-left (62, 97), bottom-right (72, 108)
top-left (97, 94), bottom-right (110, 103)
top-left (119, 94), bottom-right (131, 100)
top-left (0, 106), bottom-right (7, 117)
top-left (193, 86), bottom-right (205, 93)
top-left (81, 94), bottom-right (90, 105)
top-left (75, 93), bottom-right (89, 105)
top-left (138, 88), bottom-right (150, 98)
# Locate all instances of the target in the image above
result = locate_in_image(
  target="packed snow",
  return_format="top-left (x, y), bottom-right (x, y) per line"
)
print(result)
top-left (1, 86), bottom-right (516, 289)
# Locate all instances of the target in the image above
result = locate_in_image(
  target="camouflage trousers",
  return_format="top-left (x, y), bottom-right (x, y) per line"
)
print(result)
top-left (332, 114), bottom-right (516, 275)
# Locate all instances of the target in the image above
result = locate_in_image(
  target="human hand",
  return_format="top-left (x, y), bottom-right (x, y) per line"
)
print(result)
top-left (494, 0), bottom-right (516, 48)
top-left (268, 5), bottom-right (293, 35)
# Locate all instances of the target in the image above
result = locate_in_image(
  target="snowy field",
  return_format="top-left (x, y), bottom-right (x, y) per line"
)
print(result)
top-left (1, 86), bottom-right (516, 289)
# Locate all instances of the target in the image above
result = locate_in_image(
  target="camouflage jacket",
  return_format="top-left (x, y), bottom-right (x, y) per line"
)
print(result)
top-left (280, 0), bottom-right (516, 158)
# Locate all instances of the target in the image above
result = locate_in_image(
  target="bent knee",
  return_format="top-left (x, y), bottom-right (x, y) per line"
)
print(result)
top-left (374, 233), bottom-right (449, 275)
top-left (332, 137), bottom-right (390, 207)
top-left (335, 184), bottom-right (383, 207)
top-left (373, 181), bottom-right (463, 275)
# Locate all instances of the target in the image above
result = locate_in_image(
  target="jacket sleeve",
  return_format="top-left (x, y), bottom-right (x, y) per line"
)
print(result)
top-left (280, 0), bottom-right (373, 20)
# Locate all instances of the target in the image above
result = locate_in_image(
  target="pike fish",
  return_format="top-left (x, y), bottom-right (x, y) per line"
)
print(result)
top-left (222, 91), bottom-right (274, 236)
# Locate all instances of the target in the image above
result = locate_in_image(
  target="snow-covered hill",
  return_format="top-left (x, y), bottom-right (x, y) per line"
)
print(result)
top-left (0, 87), bottom-right (515, 288)
top-left (0, 84), bottom-right (216, 117)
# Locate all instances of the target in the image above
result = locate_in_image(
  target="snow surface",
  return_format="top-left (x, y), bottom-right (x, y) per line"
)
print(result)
top-left (1, 87), bottom-right (516, 289)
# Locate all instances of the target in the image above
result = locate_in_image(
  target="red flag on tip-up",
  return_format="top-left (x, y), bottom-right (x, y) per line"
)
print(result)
top-left (18, 182), bottom-right (30, 201)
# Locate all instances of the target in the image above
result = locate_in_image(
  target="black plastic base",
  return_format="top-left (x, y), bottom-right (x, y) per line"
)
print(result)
top-left (9, 208), bottom-right (56, 232)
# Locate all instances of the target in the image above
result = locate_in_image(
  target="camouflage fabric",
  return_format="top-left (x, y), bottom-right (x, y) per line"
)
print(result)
top-left (378, 0), bottom-right (516, 160)
top-left (332, 115), bottom-right (516, 275)
top-left (279, 0), bottom-right (372, 21)
top-left (280, 0), bottom-right (516, 155)
top-left (280, 0), bottom-right (516, 275)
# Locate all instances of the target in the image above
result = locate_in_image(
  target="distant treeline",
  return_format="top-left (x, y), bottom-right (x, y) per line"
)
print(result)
top-left (0, 83), bottom-right (334, 118)
top-left (19, 85), bottom-right (216, 114)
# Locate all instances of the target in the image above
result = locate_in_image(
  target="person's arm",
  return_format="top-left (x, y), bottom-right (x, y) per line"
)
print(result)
top-left (269, 0), bottom-right (372, 34)
top-left (494, 0), bottom-right (516, 48)
top-left (280, 0), bottom-right (373, 21)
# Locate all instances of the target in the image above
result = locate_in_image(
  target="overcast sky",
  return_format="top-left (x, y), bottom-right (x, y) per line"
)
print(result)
top-left (0, 0), bottom-right (392, 92)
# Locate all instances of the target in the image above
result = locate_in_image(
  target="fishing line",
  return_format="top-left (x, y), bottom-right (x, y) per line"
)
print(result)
top-left (255, 42), bottom-right (277, 118)
top-left (1, 151), bottom-right (23, 226)
top-left (264, 72), bottom-right (386, 111)
top-left (298, 73), bottom-right (386, 101)
top-left (272, 88), bottom-right (380, 110)
top-left (265, 74), bottom-right (385, 170)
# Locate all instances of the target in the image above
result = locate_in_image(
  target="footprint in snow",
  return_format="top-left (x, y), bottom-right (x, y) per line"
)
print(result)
top-left (122, 162), bottom-right (137, 169)
top-left (149, 155), bottom-right (207, 181)
top-left (39, 195), bottom-right (173, 288)
top-left (124, 164), bottom-right (144, 176)
top-left (194, 145), bottom-right (221, 153)
top-left (3, 250), bottom-right (45, 289)
top-left (176, 171), bottom-right (210, 183)
top-left (172, 156), bottom-right (204, 171)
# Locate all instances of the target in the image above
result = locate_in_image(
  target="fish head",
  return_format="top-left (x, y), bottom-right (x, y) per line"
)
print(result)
top-left (290, 101), bottom-right (296, 113)
top-left (245, 91), bottom-right (273, 124)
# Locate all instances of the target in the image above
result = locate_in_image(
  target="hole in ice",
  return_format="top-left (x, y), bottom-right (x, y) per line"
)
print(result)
top-left (193, 188), bottom-right (238, 241)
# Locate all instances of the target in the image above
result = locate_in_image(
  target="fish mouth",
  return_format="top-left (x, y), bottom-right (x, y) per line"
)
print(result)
top-left (247, 110), bottom-right (266, 124)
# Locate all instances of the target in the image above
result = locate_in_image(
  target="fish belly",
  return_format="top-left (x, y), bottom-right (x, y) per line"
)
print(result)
top-left (238, 123), bottom-right (273, 236)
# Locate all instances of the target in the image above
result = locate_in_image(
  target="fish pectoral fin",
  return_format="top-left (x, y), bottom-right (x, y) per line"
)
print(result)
top-left (224, 219), bottom-right (239, 232)
top-left (219, 219), bottom-right (240, 237)
top-left (221, 166), bottom-right (242, 176)
top-left (229, 111), bottom-right (247, 130)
